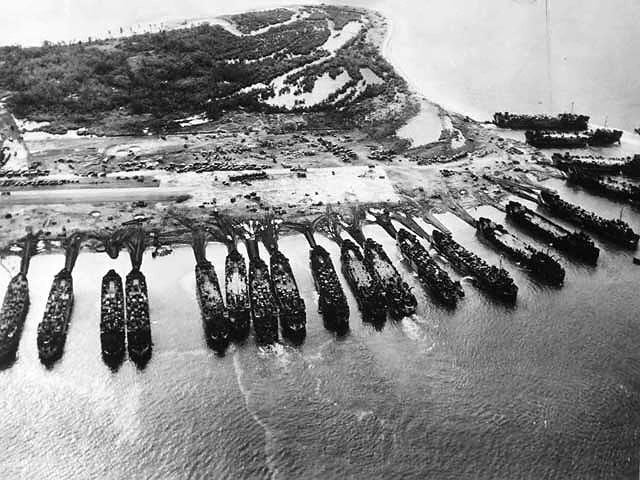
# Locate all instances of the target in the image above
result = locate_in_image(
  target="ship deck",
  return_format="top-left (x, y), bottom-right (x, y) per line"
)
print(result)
top-left (524, 211), bottom-right (568, 238)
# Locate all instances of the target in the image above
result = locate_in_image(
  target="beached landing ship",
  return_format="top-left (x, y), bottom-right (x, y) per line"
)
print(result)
top-left (286, 219), bottom-right (349, 334)
top-left (431, 230), bottom-right (518, 304)
top-left (506, 201), bottom-right (600, 264)
top-left (341, 207), bottom-right (416, 318)
top-left (100, 269), bottom-right (125, 366)
top-left (396, 228), bottom-right (463, 308)
top-left (212, 216), bottom-right (251, 341)
top-left (37, 234), bottom-right (82, 366)
top-left (363, 238), bottom-right (417, 318)
top-left (369, 209), bottom-right (464, 308)
top-left (567, 170), bottom-right (640, 206)
top-left (494, 112), bottom-right (589, 131)
top-left (95, 228), bottom-right (130, 368)
top-left (552, 153), bottom-right (640, 178)
top-left (539, 190), bottom-right (639, 248)
top-left (322, 214), bottom-right (386, 325)
top-left (191, 230), bottom-right (229, 353)
top-left (525, 129), bottom-right (623, 148)
top-left (244, 236), bottom-right (279, 345)
top-left (0, 233), bottom-right (37, 365)
top-left (476, 217), bottom-right (565, 286)
top-left (261, 218), bottom-right (306, 342)
top-left (125, 229), bottom-right (152, 368)
top-left (225, 248), bottom-right (251, 340)
top-left (340, 239), bottom-right (387, 325)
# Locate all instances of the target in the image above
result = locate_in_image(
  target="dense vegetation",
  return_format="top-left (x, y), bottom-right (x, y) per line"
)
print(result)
top-left (227, 8), bottom-right (295, 34)
top-left (0, 6), bottom-right (402, 136)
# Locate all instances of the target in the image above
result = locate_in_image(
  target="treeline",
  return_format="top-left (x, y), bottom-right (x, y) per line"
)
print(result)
top-left (229, 8), bottom-right (295, 34)
top-left (0, 17), bottom-right (331, 133)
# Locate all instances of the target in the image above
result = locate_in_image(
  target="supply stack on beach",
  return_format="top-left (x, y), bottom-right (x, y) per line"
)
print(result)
top-left (431, 229), bottom-right (518, 304)
top-left (192, 230), bottom-right (229, 353)
top-left (506, 201), bottom-right (600, 264)
top-left (37, 234), bottom-right (82, 366)
top-left (125, 229), bottom-right (152, 368)
top-left (0, 233), bottom-right (37, 365)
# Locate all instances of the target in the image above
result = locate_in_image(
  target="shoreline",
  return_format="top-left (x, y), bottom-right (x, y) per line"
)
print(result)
top-left (374, 6), bottom-right (481, 123)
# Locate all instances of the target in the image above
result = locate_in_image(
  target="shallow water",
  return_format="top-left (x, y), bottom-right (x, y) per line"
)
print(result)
top-left (2, 185), bottom-right (640, 478)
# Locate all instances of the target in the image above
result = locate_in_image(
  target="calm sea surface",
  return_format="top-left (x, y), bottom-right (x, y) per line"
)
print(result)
top-left (2, 1), bottom-right (640, 478)
top-left (2, 186), bottom-right (640, 478)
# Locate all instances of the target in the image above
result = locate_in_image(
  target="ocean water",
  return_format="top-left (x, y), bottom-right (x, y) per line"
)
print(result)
top-left (2, 1), bottom-right (640, 478)
top-left (2, 186), bottom-right (640, 478)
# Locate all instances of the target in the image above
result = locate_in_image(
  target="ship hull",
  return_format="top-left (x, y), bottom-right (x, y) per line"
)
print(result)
top-left (248, 259), bottom-right (279, 346)
top-left (0, 273), bottom-right (29, 365)
top-left (270, 252), bottom-right (306, 343)
top-left (525, 131), bottom-right (588, 149)
top-left (125, 270), bottom-right (152, 368)
top-left (310, 246), bottom-right (349, 334)
top-left (567, 171), bottom-right (640, 206)
top-left (476, 219), bottom-right (565, 286)
top-left (526, 129), bottom-right (623, 148)
top-left (552, 153), bottom-right (640, 177)
top-left (340, 241), bottom-right (386, 326)
top-left (100, 270), bottom-right (125, 368)
top-left (431, 231), bottom-right (518, 304)
top-left (494, 112), bottom-right (589, 131)
top-left (506, 201), bottom-right (599, 265)
top-left (225, 251), bottom-right (251, 341)
top-left (37, 269), bottom-right (74, 366)
top-left (196, 262), bottom-right (230, 353)
top-left (396, 229), bottom-right (463, 308)
top-left (363, 239), bottom-right (417, 319)
top-left (539, 191), bottom-right (639, 248)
